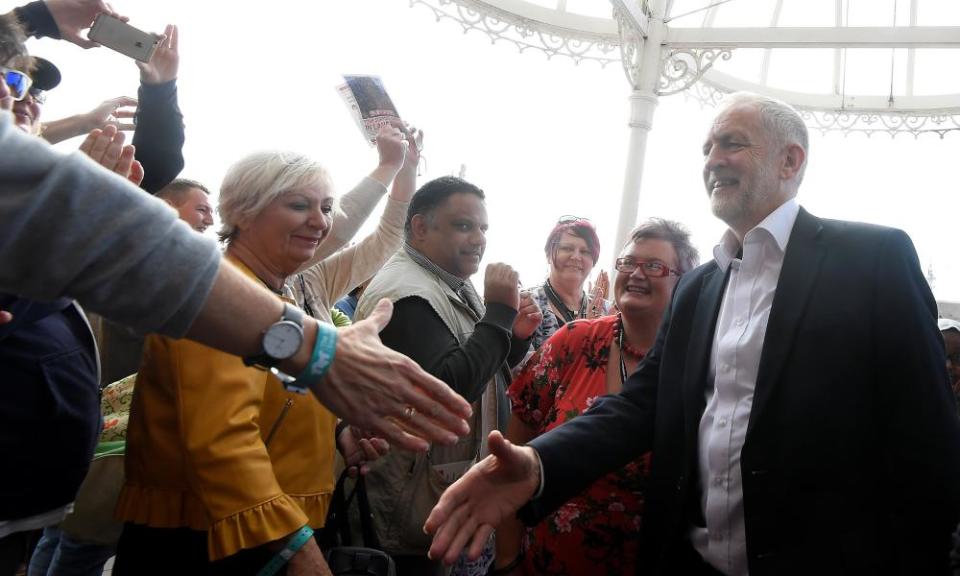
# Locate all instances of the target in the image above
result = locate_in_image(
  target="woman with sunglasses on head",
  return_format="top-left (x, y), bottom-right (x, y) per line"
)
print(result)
top-left (524, 217), bottom-right (611, 360)
top-left (494, 219), bottom-right (699, 576)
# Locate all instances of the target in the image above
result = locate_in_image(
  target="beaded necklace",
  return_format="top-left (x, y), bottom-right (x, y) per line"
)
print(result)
top-left (614, 313), bottom-right (646, 384)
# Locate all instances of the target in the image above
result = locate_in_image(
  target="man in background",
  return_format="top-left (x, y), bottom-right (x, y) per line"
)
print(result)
top-left (156, 178), bottom-right (214, 233)
top-left (355, 176), bottom-right (540, 574)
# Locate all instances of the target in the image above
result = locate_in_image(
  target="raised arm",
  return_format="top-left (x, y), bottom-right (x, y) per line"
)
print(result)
top-left (298, 123), bottom-right (420, 303)
top-left (298, 123), bottom-right (407, 268)
top-left (41, 96), bottom-right (137, 145)
top-left (11, 0), bottom-right (124, 48)
top-left (133, 24), bottom-right (185, 193)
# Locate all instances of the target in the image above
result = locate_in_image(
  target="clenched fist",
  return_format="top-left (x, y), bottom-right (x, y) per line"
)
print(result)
top-left (483, 263), bottom-right (520, 310)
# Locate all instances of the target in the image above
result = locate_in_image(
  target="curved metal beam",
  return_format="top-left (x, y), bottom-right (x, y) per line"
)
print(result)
top-left (702, 68), bottom-right (960, 112)
top-left (666, 25), bottom-right (960, 49)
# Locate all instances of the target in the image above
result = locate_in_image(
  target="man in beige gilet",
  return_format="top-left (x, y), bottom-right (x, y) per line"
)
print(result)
top-left (354, 176), bottom-right (541, 575)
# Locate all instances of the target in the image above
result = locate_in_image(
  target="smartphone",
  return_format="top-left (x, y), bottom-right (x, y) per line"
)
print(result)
top-left (88, 14), bottom-right (161, 63)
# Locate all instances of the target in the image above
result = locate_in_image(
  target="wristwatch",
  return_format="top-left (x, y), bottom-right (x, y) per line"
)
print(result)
top-left (244, 303), bottom-right (305, 370)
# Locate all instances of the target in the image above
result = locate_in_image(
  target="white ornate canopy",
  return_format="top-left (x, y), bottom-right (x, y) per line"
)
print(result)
top-left (410, 0), bottom-right (960, 253)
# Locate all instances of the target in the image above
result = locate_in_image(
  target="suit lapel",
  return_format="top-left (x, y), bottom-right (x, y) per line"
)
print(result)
top-left (683, 265), bottom-right (727, 442)
top-left (747, 208), bottom-right (826, 436)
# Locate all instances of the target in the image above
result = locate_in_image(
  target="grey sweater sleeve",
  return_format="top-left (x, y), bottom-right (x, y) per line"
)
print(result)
top-left (0, 113), bottom-right (220, 337)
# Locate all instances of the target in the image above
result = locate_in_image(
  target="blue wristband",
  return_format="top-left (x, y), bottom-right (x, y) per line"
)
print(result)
top-left (255, 525), bottom-right (314, 576)
top-left (291, 321), bottom-right (338, 392)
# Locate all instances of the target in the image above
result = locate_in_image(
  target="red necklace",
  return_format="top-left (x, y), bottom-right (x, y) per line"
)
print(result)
top-left (620, 339), bottom-right (646, 358)
top-left (615, 313), bottom-right (646, 358)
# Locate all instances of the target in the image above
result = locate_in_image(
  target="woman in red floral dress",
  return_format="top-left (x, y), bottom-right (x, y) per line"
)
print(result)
top-left (493, 219), bottom-right (699, 575)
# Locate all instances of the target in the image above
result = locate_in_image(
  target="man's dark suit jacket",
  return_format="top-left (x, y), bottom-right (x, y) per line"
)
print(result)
top-left (524, 208), bottom-right (960, 575)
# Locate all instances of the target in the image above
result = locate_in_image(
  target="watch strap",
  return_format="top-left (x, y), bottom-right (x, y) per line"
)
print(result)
top-left (244, 302), bottom-right (306, 369)
top-left (280, 301), bottom-right (304, 328)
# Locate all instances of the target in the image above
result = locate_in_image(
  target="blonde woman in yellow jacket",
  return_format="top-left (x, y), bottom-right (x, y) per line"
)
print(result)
top-left (113, 124), bottom-right (418, 576)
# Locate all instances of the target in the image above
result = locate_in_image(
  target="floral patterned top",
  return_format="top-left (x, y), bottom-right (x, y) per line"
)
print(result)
top-left (507, 315), bottom-right (650, 576)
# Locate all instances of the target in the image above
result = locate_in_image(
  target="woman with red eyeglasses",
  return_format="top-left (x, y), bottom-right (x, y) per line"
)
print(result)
top-left (523, 216), bottom-right (611, 364)
top-left (495, 219), bottom-right (699, 576)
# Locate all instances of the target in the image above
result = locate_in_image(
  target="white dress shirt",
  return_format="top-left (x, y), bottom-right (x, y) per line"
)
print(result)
top-left (690, 198), bottom-right (800, 576)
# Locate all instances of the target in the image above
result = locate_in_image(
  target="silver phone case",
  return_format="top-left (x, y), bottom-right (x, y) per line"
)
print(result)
top-left (88, 15), bottom-right (160, 63)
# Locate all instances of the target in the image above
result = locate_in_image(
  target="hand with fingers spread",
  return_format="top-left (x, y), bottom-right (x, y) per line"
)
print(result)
top-left (137, 24), bottom-right (178, 85)
top-left (513, 291), bottom-right (543, 341)
top-left (86, 96), bottom-right (137, 131)
top-left (424, 431), bottom-right (541, 565)
top-left (318, 299), bottom-right (473, 452)
top-left (588, 269), bottom-right (609, 318)
top-left (45, 0), bottom-right (126, 49)
top-left (483, 263), bottom-right (521, 311)
top-left (79, 124), bottom-right (144, 185)
top-left (337, 424), bottom-right (390, 477)
top-left (397, 121), bottom-right (423, 173)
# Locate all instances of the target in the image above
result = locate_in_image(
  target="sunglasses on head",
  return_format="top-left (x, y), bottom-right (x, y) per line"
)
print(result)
top-left (558, 215), bottom-right (591, 225)
top-left (2, 67), bottom-right (33, 101)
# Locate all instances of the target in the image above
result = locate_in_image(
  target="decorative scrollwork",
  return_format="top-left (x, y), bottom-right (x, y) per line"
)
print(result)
top-left (799, 109), bottom-right (960, 139)
top-left (409, 0), bottom-right (960, 138)
top-left (684, 80), bottom-right (960, 139)
top-left (410, 0), bottom-right (619, 67)
top-left (613, 4), bottom-right (644, 88)
top-left (657, 48), bottom-right (732, 96)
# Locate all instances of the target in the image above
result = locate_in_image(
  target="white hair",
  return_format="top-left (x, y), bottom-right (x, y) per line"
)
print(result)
top-left (722, 92), bottom-right (809, 182)
top-left (217, 150), bottom-right (333, 243)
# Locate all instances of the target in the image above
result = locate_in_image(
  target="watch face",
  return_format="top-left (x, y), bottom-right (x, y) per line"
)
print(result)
top-left (263, 321), bottom-right (303, 360)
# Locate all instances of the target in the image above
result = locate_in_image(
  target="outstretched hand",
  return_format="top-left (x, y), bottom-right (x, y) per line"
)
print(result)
top-left (137, 24), bottom-right (178, 85)
top-left (425, 431), bottom-right (541, 565)
top-left (79, 124), bottom-right (144, 186)
top-left (85, 96), bottom-right (137, 132)
top-left (46, 0), bottom-right (126, 49)
top-left (314, 298), bottom-right (473, 452)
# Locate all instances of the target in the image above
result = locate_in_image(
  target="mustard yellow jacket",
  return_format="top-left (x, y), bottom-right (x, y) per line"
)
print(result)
top-left (115, 260), bottom-right (335, 561)
top-left (117, 194), bottom-right (407, 561)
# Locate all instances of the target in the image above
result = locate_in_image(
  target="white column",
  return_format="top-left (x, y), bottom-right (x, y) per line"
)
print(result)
top-left (612, 1), bottom-right (666, 266)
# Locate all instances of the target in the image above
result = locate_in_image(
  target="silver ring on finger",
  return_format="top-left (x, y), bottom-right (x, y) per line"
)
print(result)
top-left (403, 405), bottom-right (417, 419)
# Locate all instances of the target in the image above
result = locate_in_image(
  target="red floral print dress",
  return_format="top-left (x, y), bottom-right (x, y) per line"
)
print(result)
top-left (507, 315), bottom-right (651, 575)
